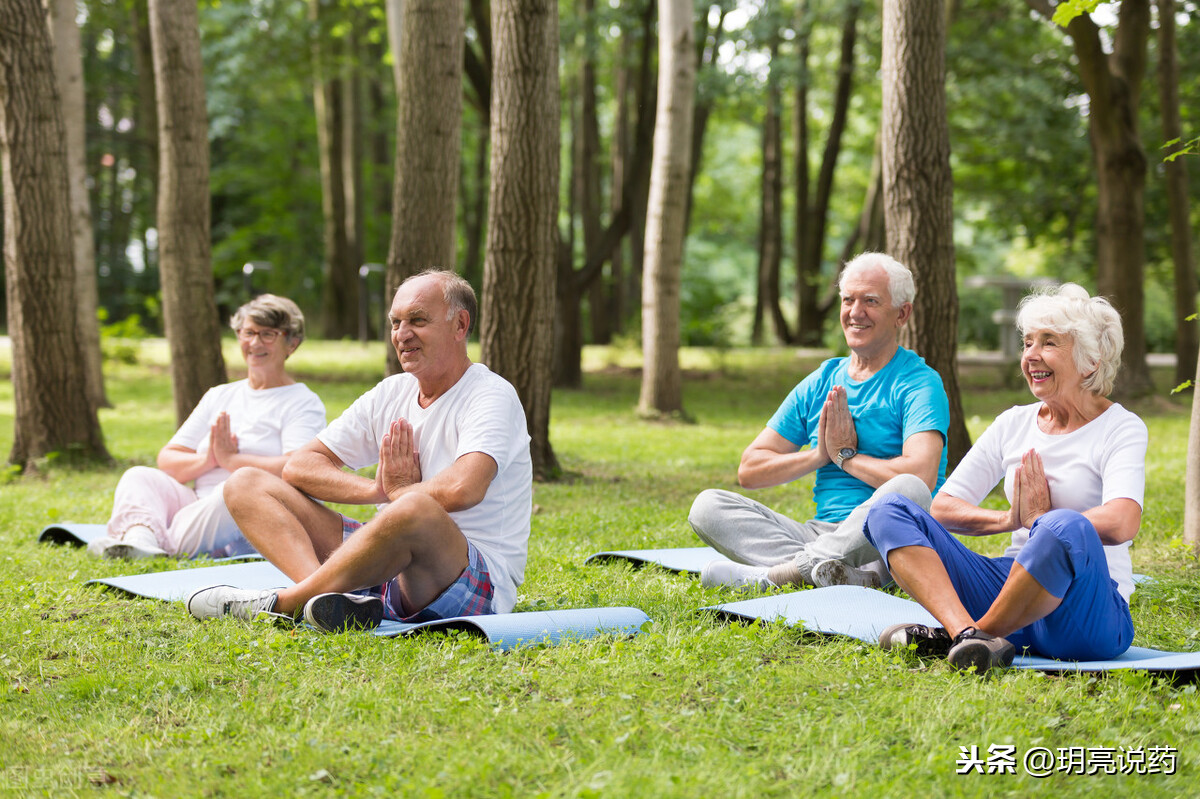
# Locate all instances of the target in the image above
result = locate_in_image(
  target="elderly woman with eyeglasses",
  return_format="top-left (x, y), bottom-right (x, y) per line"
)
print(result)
top-left (864, 284), bottom-right (1148, 674)
top-left (90, 295), bottom-right (326, 559)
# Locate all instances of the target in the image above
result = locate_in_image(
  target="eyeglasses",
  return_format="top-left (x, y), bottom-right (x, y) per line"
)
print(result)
top-left (237, 327), bottom-right (283, 343)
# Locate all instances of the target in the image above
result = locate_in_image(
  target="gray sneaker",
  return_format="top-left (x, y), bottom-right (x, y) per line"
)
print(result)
top-left (811, 559), bottom-right (881, 589)
top-left (303, 593), bottom-right (385, 633)
top-left (947, 627), bottom-right (1015, 674)
top-left (699, 560), bottom-right (774, 591)
top-left (879, 622), bottom-right (954, 657)
top-left (186, 585), bottom-right (280, 621)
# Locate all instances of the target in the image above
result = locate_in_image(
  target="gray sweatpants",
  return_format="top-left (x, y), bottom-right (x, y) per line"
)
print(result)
top-left (687, 474), bottom-right (933, 582)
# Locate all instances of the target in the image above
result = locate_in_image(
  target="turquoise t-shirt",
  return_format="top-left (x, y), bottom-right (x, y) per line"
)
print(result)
top-left (767, 347), bottom-right (950, 523)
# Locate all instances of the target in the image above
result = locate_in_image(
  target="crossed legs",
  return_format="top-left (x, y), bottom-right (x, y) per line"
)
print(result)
top-left (223, 468), bottom-right (469, 617)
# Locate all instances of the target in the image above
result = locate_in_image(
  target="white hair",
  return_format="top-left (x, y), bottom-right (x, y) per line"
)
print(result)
top-left (1016, 283), bottom-right (1123, 396)
top-left (838, 252), bottom-right (916, 307)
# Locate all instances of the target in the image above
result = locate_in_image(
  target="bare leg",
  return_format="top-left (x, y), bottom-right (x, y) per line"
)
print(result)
top-left (223, 467), bottom-right (345, 582)
top-left (273, 493), bottom-right (470, 616)
top-left (886, 545), bottom-right (977, 637)
top-left (974, 563), bottom-right (1062, 638)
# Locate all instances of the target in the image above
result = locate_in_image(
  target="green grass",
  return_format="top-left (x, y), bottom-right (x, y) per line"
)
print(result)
top-left (1, 342), bottom-right (1198, 796)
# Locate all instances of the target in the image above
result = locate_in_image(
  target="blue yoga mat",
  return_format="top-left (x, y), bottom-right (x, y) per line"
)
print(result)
top-left (705, 585), bottom-right (1199, 673)
top-left (587, 547), bottom-right (1153, 587)
top-left (39, 523), bottom-right (109, 547)
top-left (88, 561), bottom-right (649, 651)
top-left (585, 546), bottom-right (728, 574)
top-left (39, 522), bottom-right (264, 562)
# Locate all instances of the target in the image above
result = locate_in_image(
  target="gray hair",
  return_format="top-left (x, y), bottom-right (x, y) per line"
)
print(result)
top-left (1016, 283), bottom-right (1123, 396)
top-left (400, 268), bottom-right (478, 336)
top-left (839, 252), bottom-right (916, 307)
top-left (230, 294), bottom-right (305, 345)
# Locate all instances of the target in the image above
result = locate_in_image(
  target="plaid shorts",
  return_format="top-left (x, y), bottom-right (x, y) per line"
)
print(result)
top-left (341, 515), bottom-right (495, 623)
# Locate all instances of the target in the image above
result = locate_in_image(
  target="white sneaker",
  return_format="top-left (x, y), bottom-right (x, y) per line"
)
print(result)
top-left (811, 559), bottom-right (881, 589)
top-left (104, 526), bottom-right (167, 560)
top-left (85, 535), bottom-right (121, 558)
top-left (187, 585), bottom-right (280, 621)
top-left (699, 559), bottom-right (774, 591)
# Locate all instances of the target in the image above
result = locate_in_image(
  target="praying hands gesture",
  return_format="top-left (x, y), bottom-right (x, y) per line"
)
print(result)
top-left (376, 418), bottom-right (422, 502)
top-left (1008, 449), bottom-right (1053, 531)
top-left (209, 412), bottom-right (239, 470)
top-left (818, 385), bottom-right (858, 463)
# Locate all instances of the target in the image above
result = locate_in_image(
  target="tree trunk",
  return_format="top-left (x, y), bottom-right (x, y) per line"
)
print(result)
top-left (881, 0), bottom-right (970, 468)
top-left (386, 0), bottom-right (464, 374)
top-left (342, 9), bottom-right (365, 290)
top-left (1156, 0), bottom-right (1198, 389)
top-left (149, 0), bottom-right (226, 426)
top-left (1185, 342), bottom-right (1200, 552)
top-left (46, 0), bottom-right (108, 412)
top-left (639, 0), bottom-right (694, 418)
top-left (682, 3), bottom-right (725, 234)
top-left (312, 0), bottom-right (357, 340)
top-left (758, 34), bottom-right (788, 346)
top-left (795, 0), bottom-right (860, 346)
top-left (579, 0), bottom-right (610, 347)
top-left (1, 0), bottom-right (110, 467)
top-left (130, 0), bottom-right (159, 275)
top-left (481, 0), bottom-right (560, 480)
top-left (1030, 0), bottom-right (1154, 397)
top-left (609, 28), bottom-right (632, 336)
top-left (553, 0), bottom-right (655, 387)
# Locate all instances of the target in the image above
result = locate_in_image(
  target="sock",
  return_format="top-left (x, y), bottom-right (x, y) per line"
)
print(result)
top-left (767, 561), bottom-right (811, 588)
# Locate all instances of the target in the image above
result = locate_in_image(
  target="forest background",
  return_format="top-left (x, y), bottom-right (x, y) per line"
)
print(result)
top-left (3, 0), bottom-right (1200, 479)
top-left (7, 0), bottom-right (1198, 357)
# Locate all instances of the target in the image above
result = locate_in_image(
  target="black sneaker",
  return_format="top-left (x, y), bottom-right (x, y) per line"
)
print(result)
top-left (879, 622), bottom-right (954, 657)
top-left (947, 627), bottom-right (1015, 674)
top-left (303, 593), bottom-right (385, 633)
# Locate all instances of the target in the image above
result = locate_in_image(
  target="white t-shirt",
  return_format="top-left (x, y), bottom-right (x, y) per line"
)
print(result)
top-left (317, 363), bottom-right (533, 614)
top-left (169, 380), bottom-right (327, 498)
top-left (938, 402), bottom-right (1148, 601)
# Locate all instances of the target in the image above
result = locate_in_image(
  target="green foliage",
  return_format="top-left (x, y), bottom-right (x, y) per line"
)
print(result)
top-left (1164, 136), bottom-right (1200, 163)
top-left (0, 345), bottom-right (1198, 795)
top-left (1051, 0), bottom-right (1106, 27)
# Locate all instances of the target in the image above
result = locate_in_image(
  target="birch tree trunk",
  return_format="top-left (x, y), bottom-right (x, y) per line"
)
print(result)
top-left (386, 0), bottom-right (463, 374)
top-left (1, 0), bottom-right (109, 467)
top-left (638, 0), bottom-right (694, 418)
top-left (149, 0), bottom-right (226, 425)
top-left (881, 0), bottom-right (970, 467)
top-left (46, 0), bottom-right (109, 412)
top-left (481, 0), bottom-right (560, 479)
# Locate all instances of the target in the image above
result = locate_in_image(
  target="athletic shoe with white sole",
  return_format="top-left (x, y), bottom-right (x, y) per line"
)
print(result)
top-left (878, 622), bottom-right (954, 657)
top-left (187, 585), bottom-right (281, 622)
top-left (946, 627), bottom-right (1015, 674)
top-left (302, 593), bottom-right (385, 633)
top-left (102, 526), bottom-right (167, 559)
top-left (699, 560), bottom-right (774, 591)
top-left (811, 559), bottom-right (881, 589)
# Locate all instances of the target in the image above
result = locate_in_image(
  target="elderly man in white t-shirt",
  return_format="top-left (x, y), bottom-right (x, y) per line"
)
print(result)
top-left (186, 270), bottom-right (533, 632)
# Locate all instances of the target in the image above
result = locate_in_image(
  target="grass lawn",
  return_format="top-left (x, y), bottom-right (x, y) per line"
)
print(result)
top-left (1, 340), bottom-right (1198, 796)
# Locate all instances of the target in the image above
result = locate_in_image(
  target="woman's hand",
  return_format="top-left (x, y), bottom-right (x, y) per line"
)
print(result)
top-left (1013, 449), bottom-right (1052, 529)
top-left (209, 412), bottom-right (240, 470)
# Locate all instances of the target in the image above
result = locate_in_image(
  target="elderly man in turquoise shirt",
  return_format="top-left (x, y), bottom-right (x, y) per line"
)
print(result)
top-left (689, 252), bottom-right (950, 590)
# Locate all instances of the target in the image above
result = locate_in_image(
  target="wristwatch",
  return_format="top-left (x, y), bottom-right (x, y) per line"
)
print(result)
top-left (834, 447), bottom-right (857, 470)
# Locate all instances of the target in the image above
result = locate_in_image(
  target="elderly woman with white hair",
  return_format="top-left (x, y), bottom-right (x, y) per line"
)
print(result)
top-left (89, 294), bottom-right (327, 560)
top-left (866, 283), bottom-right (1147, 673)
